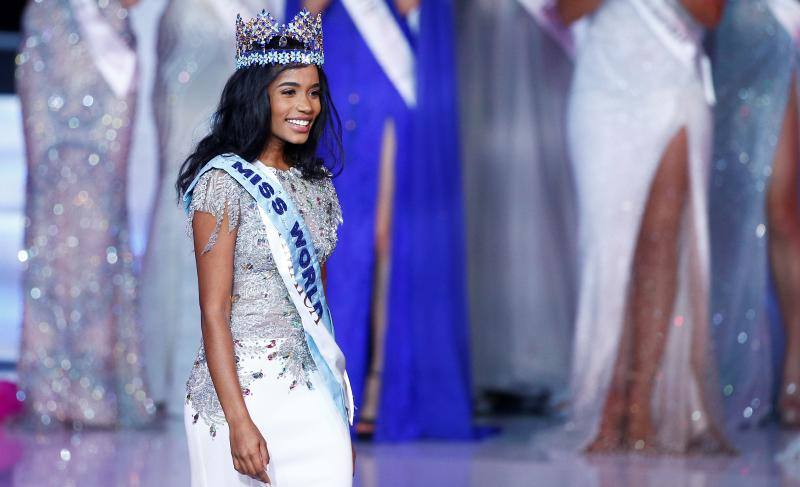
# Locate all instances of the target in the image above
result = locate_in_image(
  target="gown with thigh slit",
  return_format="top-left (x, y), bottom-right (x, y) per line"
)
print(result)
top-left (566, 0), bottom-right (728, 452)
top-left (183, 167), bottom-right (352, 487)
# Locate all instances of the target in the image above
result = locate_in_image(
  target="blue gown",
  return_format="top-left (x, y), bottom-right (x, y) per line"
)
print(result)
top-left (710, 0), bottom-right (796, 428)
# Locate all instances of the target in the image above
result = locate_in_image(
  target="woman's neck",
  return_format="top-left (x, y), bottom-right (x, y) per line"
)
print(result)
top-left (258, 137), bottom-right (291, 171)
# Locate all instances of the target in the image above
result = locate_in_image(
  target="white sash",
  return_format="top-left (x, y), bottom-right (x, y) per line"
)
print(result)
top-left (253, 165), bottom-right (354, 425)
top-left (628, 0), bottom-right (715, 105)
top-left (70, 0), bottom-right (136, 98)
top-left (184, 155), bottom-right (354, 425)
top-left (340, 0), bottom-right (417, 107)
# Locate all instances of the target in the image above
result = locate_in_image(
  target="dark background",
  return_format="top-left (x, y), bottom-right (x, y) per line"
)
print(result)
top-left (0, 1), bottom-right (28, 93)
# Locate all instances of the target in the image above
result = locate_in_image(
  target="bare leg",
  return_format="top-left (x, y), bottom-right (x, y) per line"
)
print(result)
top-left (356, 118), bottom-right (397, 436)
top-left (586, 128), bottom-right (689, 453)
top-left (625, 128), bottom-right (689, 450)
top-left (768, 78), bottom-right (800, 427)
top-left (585, 305), bottom-right (633, 453)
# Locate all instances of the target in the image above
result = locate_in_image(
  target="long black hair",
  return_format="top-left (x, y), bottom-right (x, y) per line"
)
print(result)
top-left (175, 50), bottom-right (343, 198)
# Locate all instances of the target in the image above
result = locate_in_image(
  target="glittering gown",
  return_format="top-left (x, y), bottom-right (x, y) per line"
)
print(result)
top-left (141, 0), bottom-right (281, 416)
top-left (710, 0), bottom-right (800, 430)
top-left (16, 0), bottom-right (153, 427)
top-left (183, 166), bottom-right (351, 487)
top-left (567, 0), bottom-right (726, 451)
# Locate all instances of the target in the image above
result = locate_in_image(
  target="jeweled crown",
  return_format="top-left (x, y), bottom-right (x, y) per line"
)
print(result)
top-left (236, 9), bottom-right (324, 69)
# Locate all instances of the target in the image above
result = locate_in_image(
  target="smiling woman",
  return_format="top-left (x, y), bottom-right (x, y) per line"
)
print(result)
top-left (173, 9), bottom-right (354, 487)
top-left (266, 68), bottom-right (321, 146)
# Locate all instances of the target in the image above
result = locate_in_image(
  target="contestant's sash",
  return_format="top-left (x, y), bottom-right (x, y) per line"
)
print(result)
top-left (70, 0), bottom-right (136, 98)
top-left (184, 154), bottom-right (354, 426)
top-left (627, 0), bottom-right (715, 105)
top-left (340, 0), bottom-right (417, 107)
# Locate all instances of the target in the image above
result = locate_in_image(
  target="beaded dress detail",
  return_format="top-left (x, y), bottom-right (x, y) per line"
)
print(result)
top-left (184, 165), bottom-right (342, 434)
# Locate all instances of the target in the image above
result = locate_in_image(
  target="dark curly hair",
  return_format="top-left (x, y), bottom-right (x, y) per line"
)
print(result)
top-left (176, 41), bottom-right (343, 198)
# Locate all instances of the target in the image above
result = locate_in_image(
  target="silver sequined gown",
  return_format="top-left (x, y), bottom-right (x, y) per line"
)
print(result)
top-left (16, 0), bottom-right (154, 427)
top-left (141, 0), bottom-right (281, 416)
top-left (183, 166), bottom-right (352, 486)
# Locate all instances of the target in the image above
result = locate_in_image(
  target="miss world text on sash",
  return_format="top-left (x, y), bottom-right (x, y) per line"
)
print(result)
top-left (184, 154), bottom-right (354, 426)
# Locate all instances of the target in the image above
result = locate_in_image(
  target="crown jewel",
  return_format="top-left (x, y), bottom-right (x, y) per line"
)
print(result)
top-left (236, 9), bottom-right (324, 69)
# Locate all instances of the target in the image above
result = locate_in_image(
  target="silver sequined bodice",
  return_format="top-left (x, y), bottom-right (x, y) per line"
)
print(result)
top-left (185, 164), bottom-right (342, 431)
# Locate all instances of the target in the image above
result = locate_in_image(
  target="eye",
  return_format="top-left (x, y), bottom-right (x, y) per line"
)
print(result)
top-left (281, 89), bottom-right (296, 96)
top-left (310, 90), bottom-right (320, 98)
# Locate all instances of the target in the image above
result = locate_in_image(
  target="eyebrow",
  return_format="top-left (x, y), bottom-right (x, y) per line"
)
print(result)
top-left (277, 81), bottom-right (321, 88)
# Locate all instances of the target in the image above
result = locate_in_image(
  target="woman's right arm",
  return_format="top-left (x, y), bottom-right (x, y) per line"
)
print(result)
top-left (556, 0), bottom-right (603, 24)
top-left (193, 210), bottom-right (270, 484)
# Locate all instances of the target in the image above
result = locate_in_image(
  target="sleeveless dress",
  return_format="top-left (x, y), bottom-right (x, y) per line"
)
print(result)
top-left (567, 0), bottom-right (726, 451)
top-left (183, 166), bottom-right (351, 486)
top-left (16, 0), bottom-right (153, 427)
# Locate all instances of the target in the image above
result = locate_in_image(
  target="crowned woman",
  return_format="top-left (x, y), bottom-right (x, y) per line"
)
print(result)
top-left (179, 10), bottom-right (354, 486)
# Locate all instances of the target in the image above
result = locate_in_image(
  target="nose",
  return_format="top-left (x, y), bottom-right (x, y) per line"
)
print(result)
top-left (296, 95), bottom-right (312, 113)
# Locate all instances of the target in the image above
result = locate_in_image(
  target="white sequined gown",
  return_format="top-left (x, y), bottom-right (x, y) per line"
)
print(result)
top-left (140, 0), bottom-right (282, 415)
top-left (567, 0), bottom-right (725, 451)
top-left (183, 166), bottom-right (351, 487)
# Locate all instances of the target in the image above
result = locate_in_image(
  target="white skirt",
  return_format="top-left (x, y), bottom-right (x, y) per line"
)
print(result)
top-left (184, 342), bottom-right (352, 486)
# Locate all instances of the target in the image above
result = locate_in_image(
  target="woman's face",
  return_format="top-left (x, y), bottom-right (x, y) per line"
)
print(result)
top-left (267, 65), bottom-right (322, 146)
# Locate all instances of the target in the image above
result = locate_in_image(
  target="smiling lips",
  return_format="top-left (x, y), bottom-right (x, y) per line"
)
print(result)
top-left (287, 118), bottom-right (312, 133)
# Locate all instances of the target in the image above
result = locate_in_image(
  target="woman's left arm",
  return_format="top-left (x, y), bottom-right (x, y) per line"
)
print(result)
top-left (681, 0), bottom-right (726, 28)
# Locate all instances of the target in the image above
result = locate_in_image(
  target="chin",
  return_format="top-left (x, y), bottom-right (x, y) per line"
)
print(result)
top-left (274, 132), bottom-right (310, 146)
top-left (287, 135), bottom-right (310, 145)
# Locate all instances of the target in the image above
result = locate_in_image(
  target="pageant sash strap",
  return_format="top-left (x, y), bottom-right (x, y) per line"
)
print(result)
top-left (340, 0), bottom-right (417, 107)
top-left (627, 0), bottom-right (716, 105)
top-left (70, 0), bottom-right (136, 98)
top-left (184, 154), bottom-right (354, 426)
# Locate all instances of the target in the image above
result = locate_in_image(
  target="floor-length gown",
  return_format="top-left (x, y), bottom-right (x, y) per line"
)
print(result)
top-left (16, 0), bottom-right (153, 427)
top-left (567, 0), bottom-right (726, 451)
top-left (710, 0), bottom-right (800, 430)
top-left (140, 0), bottom-right (281, 415)
top-left (457, 0), bottom-right (577, 405)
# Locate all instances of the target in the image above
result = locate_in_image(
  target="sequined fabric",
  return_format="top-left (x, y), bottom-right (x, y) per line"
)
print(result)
top-left (185, 165), bottom-right (342, 434)
top-left (567, 0), bottom-right (728, 453)
top-left (709, 0), bottom-right (797, 428)
top-left (15, 0), bottom-right (154, 427)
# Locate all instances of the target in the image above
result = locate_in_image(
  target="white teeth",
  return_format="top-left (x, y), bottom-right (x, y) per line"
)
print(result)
top-left (287, 119), bottom-right (310, 127)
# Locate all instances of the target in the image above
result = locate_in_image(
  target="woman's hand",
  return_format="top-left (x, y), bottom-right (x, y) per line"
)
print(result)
top-left (229, 416), bottom-right (271, 483)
